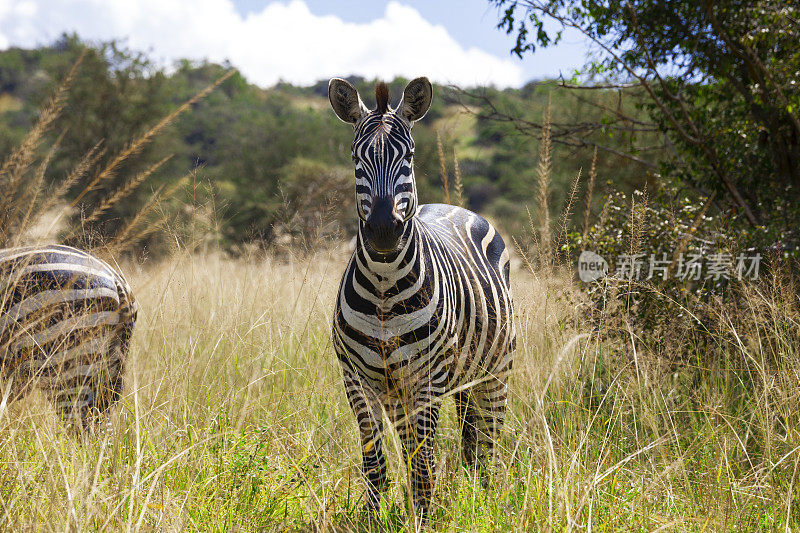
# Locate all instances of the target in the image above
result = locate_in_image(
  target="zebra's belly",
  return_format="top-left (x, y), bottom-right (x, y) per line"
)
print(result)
top-left (351, 331), bottom-right (512, 401)
top-left (337, 315), bottom-right (457, 393)
top-left (336, 298), bottom-right (512, 396)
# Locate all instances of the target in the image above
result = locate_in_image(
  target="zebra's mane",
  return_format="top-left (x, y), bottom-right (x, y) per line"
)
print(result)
top-left (375, 82), bottom-right (390, 114)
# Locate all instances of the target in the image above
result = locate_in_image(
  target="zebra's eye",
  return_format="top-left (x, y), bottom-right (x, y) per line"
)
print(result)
top-left (352, 154), bottom-right (359, 164)
top-left (404, 152), bottom-right (414, 162)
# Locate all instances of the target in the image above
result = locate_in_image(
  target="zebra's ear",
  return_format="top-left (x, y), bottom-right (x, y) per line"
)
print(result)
top-left (400, 77), bottom-right (432, 124)
top-left (329, 78), bottom-right (368, 124)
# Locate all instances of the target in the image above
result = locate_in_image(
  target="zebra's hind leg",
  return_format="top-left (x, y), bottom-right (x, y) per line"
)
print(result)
top-left (341, 367), bottom-right (389, 517)
top-left (53, 322), bottom-right (132, 435)
top-left (82, 278), bottom-right (137, 435)
top-left (51, 366), bottom-right (119, 436)
top-left (455, 390), bottom-right (479, 469)
top-left (470, 374), bottom-right (509, 480)
top-left (81, 359), bottom-right (124, 435)
top-left (85, 318), bottom-right (135, 434)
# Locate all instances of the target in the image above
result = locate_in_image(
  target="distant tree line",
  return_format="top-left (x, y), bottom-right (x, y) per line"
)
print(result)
top-left (0, 34), bottom-right (661, 254)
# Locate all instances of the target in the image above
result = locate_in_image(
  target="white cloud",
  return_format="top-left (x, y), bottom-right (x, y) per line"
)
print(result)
top-left (0, 0), bottom-right (525, 87)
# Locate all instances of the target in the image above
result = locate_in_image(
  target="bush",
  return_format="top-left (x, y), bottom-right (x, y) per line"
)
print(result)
top-left (272, 158), bottom-right (355, 252)
top-left (566, 183), bottom-right (795, 366)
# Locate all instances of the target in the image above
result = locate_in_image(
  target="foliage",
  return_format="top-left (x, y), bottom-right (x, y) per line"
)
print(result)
top-left (461, 81), bottom-right (661, 240)
top-left (492, 0), bottom-right (800, 249)
top-left (272, 158), bottom-right (355, 252)
top-left (565, 182), bottom-right (799, 369)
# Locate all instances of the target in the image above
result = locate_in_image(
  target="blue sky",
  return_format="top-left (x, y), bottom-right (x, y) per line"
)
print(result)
top-left (0, 0), bottom-right (590, 87)
top-left (233, 0), bottom-right (589, 82)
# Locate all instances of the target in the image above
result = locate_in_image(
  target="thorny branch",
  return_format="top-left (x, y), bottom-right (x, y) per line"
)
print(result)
top-left (455, 86), bottom-right (661, 169)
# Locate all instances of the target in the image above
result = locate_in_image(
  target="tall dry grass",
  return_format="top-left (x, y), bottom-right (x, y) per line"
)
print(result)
top-left (0, 244), bottom-right (796, 530)
top-left (436, 130), bottom-right (450, 205)
top-left (535, 98), bottom-right (553, 270)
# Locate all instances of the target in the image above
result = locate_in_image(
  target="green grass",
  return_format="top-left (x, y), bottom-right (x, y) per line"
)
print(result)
top-left (0, 250), bottom-right (798, 531)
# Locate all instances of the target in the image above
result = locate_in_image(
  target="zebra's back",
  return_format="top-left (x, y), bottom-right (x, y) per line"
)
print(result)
top-left (0, 245), bottom-right (137, 428)
top-left (417, 203), bottom-right (512, 287)
top-left (416, 204), bottom-right (515, 381)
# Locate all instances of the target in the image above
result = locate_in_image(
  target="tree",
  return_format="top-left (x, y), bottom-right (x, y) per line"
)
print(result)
top-left (54, 37), bottom-right (174, 245)
top-left (491, 0), bottom-right (800, 246)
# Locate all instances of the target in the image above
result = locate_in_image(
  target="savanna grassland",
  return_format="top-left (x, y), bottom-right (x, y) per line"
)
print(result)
top-left (1, 246), bottom-right (798, 531)
top-left (1, 24), bottom-right (799, 531)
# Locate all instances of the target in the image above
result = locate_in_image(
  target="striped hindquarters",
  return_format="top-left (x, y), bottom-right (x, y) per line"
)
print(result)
top-left (0, 245), bottom-right (137, 425)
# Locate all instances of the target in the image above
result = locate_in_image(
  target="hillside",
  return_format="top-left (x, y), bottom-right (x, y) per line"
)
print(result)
top-left (0, 36), bottom-right (659, 252)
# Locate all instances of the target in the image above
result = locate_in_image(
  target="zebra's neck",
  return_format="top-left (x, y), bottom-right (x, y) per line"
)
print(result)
top-left (355, 219), bottom-right (421, 297)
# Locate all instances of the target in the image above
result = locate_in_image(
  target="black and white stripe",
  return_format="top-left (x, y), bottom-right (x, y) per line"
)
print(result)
top-left (329, 77), bottom-right (516, 519)
top-left (0, 245), bottom-right (137, 429)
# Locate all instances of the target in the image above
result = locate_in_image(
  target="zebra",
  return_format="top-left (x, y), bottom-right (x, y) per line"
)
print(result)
top-left (328, 77), bottom-right (516, 520)
top-left (0, 245), bottom-right (137, 431)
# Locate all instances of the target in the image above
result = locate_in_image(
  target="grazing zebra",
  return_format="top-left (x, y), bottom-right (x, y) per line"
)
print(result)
top-left (0, 245), bottom-right (137, 430)
top-left (329, 77), bottom-right (516, 519)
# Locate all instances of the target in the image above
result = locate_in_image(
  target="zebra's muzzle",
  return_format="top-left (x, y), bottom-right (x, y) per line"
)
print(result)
top-left (363, 196), bottom-right (404, 254)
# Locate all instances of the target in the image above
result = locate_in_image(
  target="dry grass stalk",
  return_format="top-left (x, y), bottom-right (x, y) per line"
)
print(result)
top-left (0, 50), bottom-right (226, 251)
top-left (582, 147), bottom-right (598, 239)
top-left (50, 70), bottom-right (231, 252)
top-left (72, 69), bottom-right (236, 206)
top-left (108, 172), bottom-right (192, 253)
top-left (0, 50), bottom-right (84, 184)
top-left (12, 135), bottom-right (63, 247)
top-left (513, 233), bottom-right (538, 280)
top-left (81, 154), bottom-right (173, 227)
top-left (520, 205), bottom-right (543, 278)
top-left (629, 188), bottom-right (648, 257)
top-left (31, 142), bottom-right (107, 238)
top-left (0, 64), bottom-right (232, 252)
top-left (596, 196), bottom-right (611, 236)
top-left (624, 188), bottom-right (648, 303)
top-left (537, 97), bottom-right (553, 269)
top-left (0, 53), bottom-right (85, 246)
top-left (436, 130), bottom-right (450, 203)
top-left (103, 185), bottom-right (166, 251)
top-left (557, 168), bottom-right (582, 264)
top-left (453, 148), bottom-right (464, 207)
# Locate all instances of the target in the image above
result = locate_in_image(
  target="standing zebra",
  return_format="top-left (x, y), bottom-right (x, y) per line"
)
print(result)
top-left (0, 245), bottom-right (137, 430)
top-left (329, 77), bottom-right (516, 520)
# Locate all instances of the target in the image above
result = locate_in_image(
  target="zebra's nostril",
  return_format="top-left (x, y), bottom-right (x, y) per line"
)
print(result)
top-left (363, 196), bottom-right (405, 251)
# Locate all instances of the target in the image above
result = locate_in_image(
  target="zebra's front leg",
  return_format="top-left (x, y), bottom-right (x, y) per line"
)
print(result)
top-left (341, 366), bottom-right (388, 515)
top-left (396, 384), bottom-right (443, 523)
